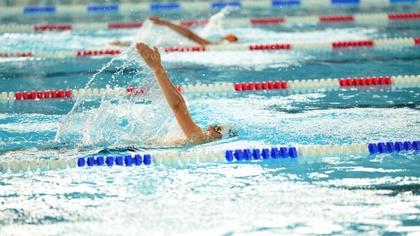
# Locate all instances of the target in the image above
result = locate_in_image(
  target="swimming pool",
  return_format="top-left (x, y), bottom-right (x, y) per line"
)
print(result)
top-left (1, 1), bottom-right (420, 235)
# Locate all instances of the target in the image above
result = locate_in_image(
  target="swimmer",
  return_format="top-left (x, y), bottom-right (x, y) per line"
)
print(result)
top-left (135, 42), bottom-right (237, 144)
top-left (110, 17), bottom-right (239, 47)
top-left (148, 16), bottom-right (238, 45)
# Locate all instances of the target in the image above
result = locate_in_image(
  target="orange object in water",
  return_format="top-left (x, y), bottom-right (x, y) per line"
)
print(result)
top-left (225, 34), bottom-right (238, 43)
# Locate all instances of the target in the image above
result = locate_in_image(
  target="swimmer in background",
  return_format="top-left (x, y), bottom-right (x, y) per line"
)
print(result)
top-left (135, 42), bottom-right (237, 144)
top-left (111, 17), bottom-right (239, 47)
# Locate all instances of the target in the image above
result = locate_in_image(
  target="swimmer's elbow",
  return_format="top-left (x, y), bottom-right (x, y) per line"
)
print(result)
top-left (168, 97), bottom-right (184, 110)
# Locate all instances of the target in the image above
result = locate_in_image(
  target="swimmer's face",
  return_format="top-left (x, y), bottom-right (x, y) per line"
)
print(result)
top-left (207, 125), bottom-right (223, 139)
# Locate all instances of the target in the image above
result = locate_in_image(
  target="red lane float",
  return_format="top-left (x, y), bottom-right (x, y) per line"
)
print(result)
top-left (34, 24), bottom-right (72, 31)
top-left (180, 20), bottom-right (208, 27)
top-left (76, 49), bottom-right (121, 56)
top-left (164, 46), bottom-right (206, 52)
top-left (332, 40), bottom-right (374, 48)
top-left (249, 43), bottom-right (291, 51)
top-left (44, 90), bottom-right (51, 98)
top-left (388, 12), bottom-right (420, 20)
top-left (15, 89), bottom-right (71, 100)
top-left (250, 18), bottom-right (285, 24)
top-left (0, 52), bottom-right (32, 57)
top-left (234, 80), bottom-right (288, 91)
top-left (108, 22), bottom-right (142, 29)
top-left (126, 87), bottom-right (145, 95)
top-left (339, 76), bottom-right (392, 87)
top-left (319, 15), bottom-right (354, 22)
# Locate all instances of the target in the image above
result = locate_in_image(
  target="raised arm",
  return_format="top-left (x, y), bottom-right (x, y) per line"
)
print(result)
top-left (149, 17), bottom-right (212, 46)
top-left (135, 43), bottom-right (210, 142)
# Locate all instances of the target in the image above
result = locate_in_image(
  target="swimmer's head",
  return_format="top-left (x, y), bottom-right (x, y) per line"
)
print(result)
top-left (207, 124), bottom-right (238, 139)
top-left (224, 34), bottom-right (239, 43)
top-left (213, 124), bottom-right (238, 139)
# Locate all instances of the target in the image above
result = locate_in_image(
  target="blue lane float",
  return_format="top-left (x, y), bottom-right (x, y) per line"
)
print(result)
top-left (252, 149), bottom-right (261, 160)
top-left (78, 154), bottom-right (146, 167)
top-left (97, 156), bottom-right (105, 166)
top-left (115, 156), bottom-right (123, 166)
top-left (391, 0), bottom-right (418, 4)
top-left (225, 147), bottom-right (298, 162)
top-left (368, 140), bottom-right (420, 154)
top-left (77, 157), bottom-right (86, 167)
top-left (23, 6), bottom-right (56, 14)
top-left (211, 1), bottom-right (241, 9)
top-left (150, 3), bottom-right (181, 10)
top-left (106, 156), bottom-right (114, 166)
top-left (144, 154), bottom-right (152, 165)
top-left (87, 5), bottom-right (118, 12)
top-left (243, 149), bottom-right (253, 160)
top-left (331, 0), bottom-right (360, 5)
top-left (261, 149), bottom-right (270, 159)
top-left (87, 156), bottom-right (95, 166)
top-left (272, 0), bottom-right (301, 7)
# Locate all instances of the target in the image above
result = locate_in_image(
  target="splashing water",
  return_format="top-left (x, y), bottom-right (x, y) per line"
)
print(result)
top-left (54, 38), bottom-right (181, 149)
top-left (134, 19), bottom-right (194, 46)
top-left (134, 7), bottom-right (235, 46)
top-left (54, 8), bottom-right (236, 149)
top-left (200, 6), bottom-right (235, 40)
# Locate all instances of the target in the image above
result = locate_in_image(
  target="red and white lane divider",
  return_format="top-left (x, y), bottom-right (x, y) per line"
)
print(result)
top-left (166, 37), bottom-right (420, 52)
top-left (0, 37), bottom-right (419, 59)
top-left (0, 49), bottom-right (122, 58)
top-left (1, 74), bottom-right (418, 101)
top-left (0, 12), bottom-right (419, 32)
top-left (183, 75), bottom-right (419, 93)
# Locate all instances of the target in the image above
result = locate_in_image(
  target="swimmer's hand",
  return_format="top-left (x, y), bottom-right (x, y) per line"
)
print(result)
top-left (148, 17), bottom-right (170, 26)
top-left (135, 42), bottom-right (161, 70)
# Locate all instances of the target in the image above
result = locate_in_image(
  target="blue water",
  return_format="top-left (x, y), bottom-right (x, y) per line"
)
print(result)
top-left (1, 3), bottom-right (420, 236)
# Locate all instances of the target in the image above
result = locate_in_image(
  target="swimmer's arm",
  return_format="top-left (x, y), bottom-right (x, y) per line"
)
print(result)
top-left (149, 17), bottom-right (212, 46)
top-left (152, 63), bottom-right (207, 141)
top-left (136, 43), bottom-right (209, 141)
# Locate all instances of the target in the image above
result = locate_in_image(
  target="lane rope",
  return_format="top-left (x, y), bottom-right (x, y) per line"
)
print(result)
top-left (1, 140), bottom-right (419, 173)
top-left (1, 12), bottom-right (419, 32)
top-left (0, 74), bottom-right (419, 101)
top-left (0, 37), bottom-right (419, 59)
top-left (166, 37), bottom-right (420, 52)
top-left (0, 0), bottom-right (419, 16)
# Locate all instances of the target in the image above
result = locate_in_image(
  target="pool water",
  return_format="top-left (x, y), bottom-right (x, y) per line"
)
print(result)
top-left (1, 2), bottom-right (420, 235)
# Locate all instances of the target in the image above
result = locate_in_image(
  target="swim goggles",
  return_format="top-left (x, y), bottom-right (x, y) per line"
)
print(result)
top-left (214, 124), bottom-right (237, 138)
top-left (214, 124), bottom-right (234, 135)
top-left (214, 125), bottom-right (223, 134)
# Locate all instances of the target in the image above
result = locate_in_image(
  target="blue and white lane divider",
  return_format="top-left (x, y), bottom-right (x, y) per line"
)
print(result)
top-left (1, 140), bottom-right (419, 173)
top-left (1, 0), bottom-right (419, 16)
